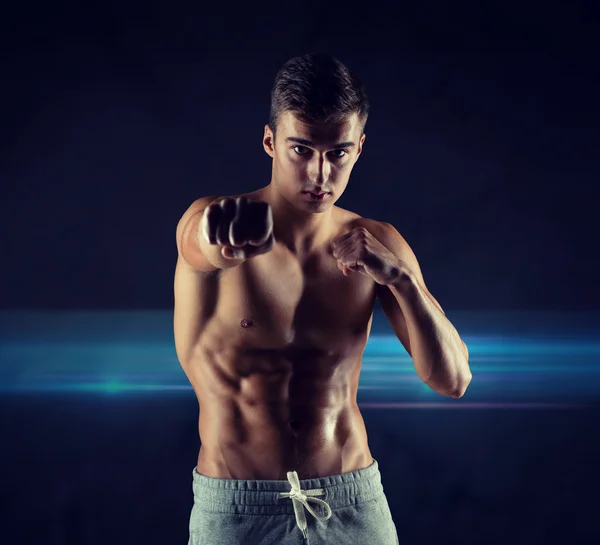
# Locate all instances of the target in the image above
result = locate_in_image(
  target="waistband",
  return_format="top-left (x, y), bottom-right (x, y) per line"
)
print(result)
top-left (191, 458), bottom-right (383, 516)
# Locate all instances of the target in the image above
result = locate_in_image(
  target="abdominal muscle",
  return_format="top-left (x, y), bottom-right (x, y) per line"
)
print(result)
top-left (189, 327), bottom-right (374, 480)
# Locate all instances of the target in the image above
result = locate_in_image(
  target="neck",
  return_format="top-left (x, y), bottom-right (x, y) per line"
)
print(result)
top-left (260, 183), bottom-right (333, 255)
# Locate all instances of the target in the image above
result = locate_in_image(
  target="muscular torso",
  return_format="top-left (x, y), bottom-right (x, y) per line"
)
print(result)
top-left (174, 201), bottom-right (379, 480)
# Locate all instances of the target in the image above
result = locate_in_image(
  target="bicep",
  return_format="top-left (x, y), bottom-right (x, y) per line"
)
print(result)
top-left (376, 222), bottom-right (470, 357)
top-left (372, 220), bottom-right (448, 356)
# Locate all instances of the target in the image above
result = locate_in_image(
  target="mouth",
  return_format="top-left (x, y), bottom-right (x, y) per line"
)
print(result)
top-left (303, 191), bottom-right (331, 202)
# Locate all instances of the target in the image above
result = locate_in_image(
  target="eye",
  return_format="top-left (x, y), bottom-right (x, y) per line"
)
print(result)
top-left (292, 146), bottom-right (347, 158)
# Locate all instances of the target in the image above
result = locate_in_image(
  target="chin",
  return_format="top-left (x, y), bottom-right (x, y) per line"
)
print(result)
top-left (299, 198), bottom-right (333, 213)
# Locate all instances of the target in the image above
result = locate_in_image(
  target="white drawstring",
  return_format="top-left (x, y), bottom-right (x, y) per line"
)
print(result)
top-left (279, 471), bottom-right (332, 539)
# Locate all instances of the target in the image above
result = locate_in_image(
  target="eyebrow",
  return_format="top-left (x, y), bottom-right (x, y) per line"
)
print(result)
top-left (284, 137), bottom-right (356, 149)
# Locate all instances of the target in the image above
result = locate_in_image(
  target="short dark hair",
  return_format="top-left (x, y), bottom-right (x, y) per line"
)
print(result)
top-left (268, 53), bottom-right (369, 142)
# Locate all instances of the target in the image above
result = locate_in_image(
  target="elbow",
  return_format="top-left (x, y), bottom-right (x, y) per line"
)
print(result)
top-left (450, 372), bottom-right (472, 398)
top-left (423, 369), bottom-right (472, 398)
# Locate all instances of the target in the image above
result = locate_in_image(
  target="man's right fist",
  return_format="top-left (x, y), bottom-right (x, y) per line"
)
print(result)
top-left (201, 196), bottom-right (275, 260)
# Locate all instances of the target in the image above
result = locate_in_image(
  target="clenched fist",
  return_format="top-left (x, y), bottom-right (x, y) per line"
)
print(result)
top-left (201, 196), bottom-right (275, 260)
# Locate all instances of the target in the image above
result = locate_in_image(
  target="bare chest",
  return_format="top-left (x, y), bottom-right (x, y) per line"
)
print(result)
top-left (211, 244), bottom-right (377, 351)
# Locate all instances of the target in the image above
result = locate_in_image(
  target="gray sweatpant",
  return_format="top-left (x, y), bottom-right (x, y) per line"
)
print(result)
top-left (187, 458), bottom-right (399, 545)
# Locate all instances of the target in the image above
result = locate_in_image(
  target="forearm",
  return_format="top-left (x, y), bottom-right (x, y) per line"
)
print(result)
top-left (389, 274), bottom-right (472, 398)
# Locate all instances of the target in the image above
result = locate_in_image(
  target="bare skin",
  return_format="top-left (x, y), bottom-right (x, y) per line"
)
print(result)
top-left (175, 112), bottom-right (387, 480)
top-left (175, 201), bottom-right (381, 480)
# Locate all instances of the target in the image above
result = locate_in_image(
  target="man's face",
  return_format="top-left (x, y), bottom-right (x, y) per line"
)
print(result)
top-left (263, 111), bottom-right (366, 213)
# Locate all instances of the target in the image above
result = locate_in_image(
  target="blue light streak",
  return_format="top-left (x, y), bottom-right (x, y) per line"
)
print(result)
top-left (0, 311), bottom-right (598, 407)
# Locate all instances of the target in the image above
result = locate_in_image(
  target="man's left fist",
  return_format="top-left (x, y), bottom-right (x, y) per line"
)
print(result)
top-left (331, 226), bottom-right (410, 286)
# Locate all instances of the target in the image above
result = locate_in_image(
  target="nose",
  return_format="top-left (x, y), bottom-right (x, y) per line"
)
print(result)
top-left (308, 154), bottom-right (331, 186)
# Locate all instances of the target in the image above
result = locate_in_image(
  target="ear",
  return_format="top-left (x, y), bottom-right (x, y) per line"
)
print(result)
top-left (263, 124), bottom-right (275, 158)
top-left (355, 133), bottom-right (366, 161)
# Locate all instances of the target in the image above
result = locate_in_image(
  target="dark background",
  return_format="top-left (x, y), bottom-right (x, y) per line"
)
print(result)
top-left (1, 2), bottom-right (599, 544)
top-left (1, 1), bottom-right (599, 311)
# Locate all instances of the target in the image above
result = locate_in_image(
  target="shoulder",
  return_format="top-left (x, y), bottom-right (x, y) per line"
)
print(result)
top-left (333, 207), bottom-right (417, 262)
top-left (332, 204), bottom-right (364, 228)
top-left (355, 217), bottom-right (408, 252)
top-left (176, 196), bottom-right (220, 240)
top-left (353, 217), bottom-right (425, 281)
top-left (333, 206), bottom-right (409, 250)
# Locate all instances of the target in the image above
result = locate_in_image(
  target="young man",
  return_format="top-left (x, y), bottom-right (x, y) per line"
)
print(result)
top-left (174, 53), bottom-right (471, 545)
